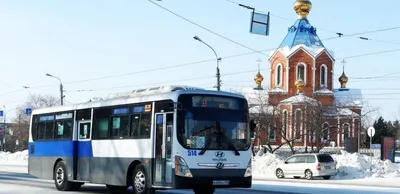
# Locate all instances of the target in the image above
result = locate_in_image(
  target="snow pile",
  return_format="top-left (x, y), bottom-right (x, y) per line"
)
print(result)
top-left (253, 150), bottom-right (400, 179)
top-left (0, 150), bottom-right (29, 165)
top-left (252, 150), bottom-right (284, 177)
top-left (332, 150), bottom-right (400, 179)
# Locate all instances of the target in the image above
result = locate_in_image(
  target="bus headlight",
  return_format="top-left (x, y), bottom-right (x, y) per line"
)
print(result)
top-left (175, 156), bottom-right (193, 178)
top-left (244, 159), bottom-right (252, 177)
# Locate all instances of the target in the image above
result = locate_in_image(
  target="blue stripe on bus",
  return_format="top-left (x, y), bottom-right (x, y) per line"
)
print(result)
top-left (28, 141), bottom-right (93, 157)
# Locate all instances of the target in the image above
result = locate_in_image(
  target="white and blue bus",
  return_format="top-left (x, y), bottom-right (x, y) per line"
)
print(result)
top-left (28, 85), bottom-right (254, 194)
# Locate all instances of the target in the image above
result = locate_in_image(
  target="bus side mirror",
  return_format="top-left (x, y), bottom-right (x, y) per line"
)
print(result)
top-left (250, 120), bottom-right (256, 133)
top-left (169, 102), bottom-right (175, 110)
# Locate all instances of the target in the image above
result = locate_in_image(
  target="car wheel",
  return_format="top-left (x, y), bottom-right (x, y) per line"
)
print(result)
top-left (276, 168), bottom-right (285, 179)
top-left (304, 169), bottom-right (313, 180)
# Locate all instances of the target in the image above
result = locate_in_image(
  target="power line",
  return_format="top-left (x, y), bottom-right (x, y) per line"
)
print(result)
top-left (3, 46), bottom-right (400, 97)
top-left (67, 68), bottom-right (266, 93)
top-left (147, 0), bottom-right (268, 57)
top-left (223, 0), bottom-right (400, 45)
top-left (56, 47), bottom-right (400, 87)
top-left (32, 3), bottom-right (400, 87)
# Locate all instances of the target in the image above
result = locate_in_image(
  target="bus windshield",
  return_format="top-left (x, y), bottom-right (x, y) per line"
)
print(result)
top-left (177, 94), bottom-right (251, 151)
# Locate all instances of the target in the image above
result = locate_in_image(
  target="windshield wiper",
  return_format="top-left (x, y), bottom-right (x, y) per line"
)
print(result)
top-left (198, 122), bottom-right (240, 156)
top-left (199, 126), bottom-right (216, 155)
top-left (221, 132), bottom-right (240, 156)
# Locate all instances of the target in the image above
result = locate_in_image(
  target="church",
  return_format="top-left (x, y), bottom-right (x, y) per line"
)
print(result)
top-left (244, 0), bottom-right (363, 151)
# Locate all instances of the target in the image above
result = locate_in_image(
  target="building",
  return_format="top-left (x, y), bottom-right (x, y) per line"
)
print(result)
top-left (244, 0), bottom-right (362, 151)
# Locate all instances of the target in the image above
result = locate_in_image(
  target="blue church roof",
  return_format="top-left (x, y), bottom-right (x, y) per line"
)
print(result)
top-left (278, 19), bottom-right (325, 49)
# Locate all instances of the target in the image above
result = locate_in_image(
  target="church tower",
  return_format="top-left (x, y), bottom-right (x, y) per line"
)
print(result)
top-left (268, 0), bottom-right (335, 105)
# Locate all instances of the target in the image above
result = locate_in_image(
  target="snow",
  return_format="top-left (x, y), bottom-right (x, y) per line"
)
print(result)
top-left (268, 87), bottom-right (287, 93)
top-left (278, 44), bottom-right (334, 59)
top-left (0, 150), bottom-right (28, 165)
top-left (279, 93), bottom-right (320, 105)
top-left (333, 88), bottom-right (363, 108)
top-left (315, 88), bottom-right (334, 95)
top-left (252, 149), bottom-right (400, 179)
top-left (324, 107), bottom-right (360, 117)
top-left (1, 149), bottom-right (400, 186)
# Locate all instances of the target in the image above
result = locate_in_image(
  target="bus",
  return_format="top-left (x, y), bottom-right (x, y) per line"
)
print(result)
top-left (28, 85), bottom-right (255, 194)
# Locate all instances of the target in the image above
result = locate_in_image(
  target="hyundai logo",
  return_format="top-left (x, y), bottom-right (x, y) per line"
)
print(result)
top-left (214, 151), bottom-right (225, 158)
top-left (216, 162), bottom-right (224, 169)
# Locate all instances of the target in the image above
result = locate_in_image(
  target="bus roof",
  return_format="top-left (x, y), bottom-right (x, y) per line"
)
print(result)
top-left (32, 85), bottom-right (246, 115)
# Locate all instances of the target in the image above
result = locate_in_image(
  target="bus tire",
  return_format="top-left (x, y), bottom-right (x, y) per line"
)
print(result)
top-left (54, 160), bottom-right (74, 191)
top-left (131, 164), bottom-right (154, 194)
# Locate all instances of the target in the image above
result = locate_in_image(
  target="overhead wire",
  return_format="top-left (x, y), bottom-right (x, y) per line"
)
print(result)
top-left (223, 0), bottom-right (400, 44)
top-left (147, 0), bottom-right (268, 57)
top-left (3, 0), bottom-right (400, 96)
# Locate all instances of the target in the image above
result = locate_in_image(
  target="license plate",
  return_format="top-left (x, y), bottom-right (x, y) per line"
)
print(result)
top-left (325, 166), bottom-right (331, 169)
top-left (213, 180), bottom-right (230, 185)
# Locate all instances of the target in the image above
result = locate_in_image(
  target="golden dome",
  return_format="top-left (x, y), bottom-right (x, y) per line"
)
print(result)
top-left (294, 0), bottom-right (312, 19)
top-left (254, 71), bottom-right (264, 88)
top-left (295, 78), bottom-right (305, 93)
top-left (338, 72), bottom-right (348, 88)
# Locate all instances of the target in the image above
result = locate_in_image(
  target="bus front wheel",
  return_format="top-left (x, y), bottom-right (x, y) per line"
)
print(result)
top-left (131, 164), bottom-right (154, 194)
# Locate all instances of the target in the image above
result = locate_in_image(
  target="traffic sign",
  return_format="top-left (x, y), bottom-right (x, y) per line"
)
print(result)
top-left (0, 110), bottom-right (3, 117)
top-left (25, 108), bottom-right (32, 115)
top-left (367, 126), bottom-right (375, 137)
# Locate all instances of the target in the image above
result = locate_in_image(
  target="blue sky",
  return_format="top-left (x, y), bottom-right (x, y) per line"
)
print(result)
top-left (0, 0), bottom-right (399, 123)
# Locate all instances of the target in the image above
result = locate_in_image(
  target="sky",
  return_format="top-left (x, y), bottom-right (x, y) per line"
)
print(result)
top-left (0, 0), bottom-right (399, 124)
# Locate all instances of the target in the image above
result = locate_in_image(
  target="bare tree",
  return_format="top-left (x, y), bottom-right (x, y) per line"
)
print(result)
top-left (245, 90), bottom-right (301, 155)
top-left (5, 94), bottom-right (59, 152)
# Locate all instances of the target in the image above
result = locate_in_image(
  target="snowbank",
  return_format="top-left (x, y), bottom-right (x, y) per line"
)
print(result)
top-left (0, 150), bottom-right (28, 165)
top-left (252, 149), bottom-right (284, 177)
top-left (253, 150), bottom-right (400, 179)
top-left (1, 149), bottom-right (400, 180)
top-left (332, 150), bottom-right (400, 179)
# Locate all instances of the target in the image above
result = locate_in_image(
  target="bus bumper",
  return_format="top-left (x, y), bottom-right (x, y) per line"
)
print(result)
top-left (173, 169), bottom-right (252, 189)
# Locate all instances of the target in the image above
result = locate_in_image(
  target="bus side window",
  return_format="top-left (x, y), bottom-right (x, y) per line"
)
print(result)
top-left (131, 113), bottom-right (151, 139)
top-left (93, 108), bottom-right (111, 139)
top-left (111, 115), bottom-right (129, 138)
top-left (55, 120), bottom-right (73, 140)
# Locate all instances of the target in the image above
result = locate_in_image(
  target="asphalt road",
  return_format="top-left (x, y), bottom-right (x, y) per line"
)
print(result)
top-left (0, 166), bottom-right (398, 194)
top-left (0, 171), bottom-right (291, 194)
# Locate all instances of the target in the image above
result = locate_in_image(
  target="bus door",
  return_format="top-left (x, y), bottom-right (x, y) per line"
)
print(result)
top-left (153, 112), bottom-right (173, 186)
top-left (76, 120), bottom-right (91, 181)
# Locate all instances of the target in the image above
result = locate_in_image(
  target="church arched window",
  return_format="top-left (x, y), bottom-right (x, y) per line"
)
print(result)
top-left (282, 110), bottom-right (288, 137)
top-left (294, 109), bottom-right (302, 140)
top-left (322, 122), bottom-right (330, 141)
top-left (296, 63), bottom-right (306, 82)
top-left (320, 64), bottom-right (327, 87)
top-left (276, 64), bottom-right (282, 86)
top-left (342, 123), bottom-right (350, 141)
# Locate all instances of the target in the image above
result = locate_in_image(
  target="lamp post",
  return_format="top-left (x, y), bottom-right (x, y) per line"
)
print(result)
top-left (46, 73), bottom-right (64, 105)
top-left (193, 35), bottom-right (222, 91)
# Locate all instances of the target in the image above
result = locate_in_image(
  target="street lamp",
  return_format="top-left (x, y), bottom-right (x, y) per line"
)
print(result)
top-left (193, 35), bottom-right (222, 91)
top-left (46, 73), bottom-right (64, 105)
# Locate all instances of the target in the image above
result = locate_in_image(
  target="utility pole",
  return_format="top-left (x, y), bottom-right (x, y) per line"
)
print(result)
top-left (60, 83), bottom-right (64, 105)
top-left (46, 73), bottom-right (64, 105)
top-left (2, 106), bottom-right (5, 152)
top-left (193, 35), bottom-right (222, 91)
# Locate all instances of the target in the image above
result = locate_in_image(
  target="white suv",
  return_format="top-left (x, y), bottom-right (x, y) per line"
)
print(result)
top-left (275, 153), bottom-right (337, 180)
